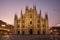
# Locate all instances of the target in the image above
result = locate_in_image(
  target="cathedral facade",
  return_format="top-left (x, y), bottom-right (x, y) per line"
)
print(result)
top-left (14, 6), bottom-right (49, 35)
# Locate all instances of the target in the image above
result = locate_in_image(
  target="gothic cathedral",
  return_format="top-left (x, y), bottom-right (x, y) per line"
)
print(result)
top-left (14, 6), bottom-right (49, 35)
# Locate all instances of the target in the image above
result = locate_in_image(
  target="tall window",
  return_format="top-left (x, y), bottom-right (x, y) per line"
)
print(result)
top-left (30, 21), bottom-right (32, 24)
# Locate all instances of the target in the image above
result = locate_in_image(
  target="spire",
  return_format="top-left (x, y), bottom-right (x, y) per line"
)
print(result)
top-left (39, 9), bottom-right (41, 18)
top-left (14, 13), bottom-right (18, 34)
top-left (40, 9), bottom-right (41, 16)
top-left (21, 10), bottom-right (22, 15)
top-left (20, 10), bottom-right (23, 18)
top-left (33, 5), bottom-right (36, 10)
top-left (21, 10), bottom-right (22, 16)
top-left (14, 14), bottom-right (18, 20)
top-left (45, 12), bottom-right (48, 19)
top-left (26, 5), bottom-right (28, 10)
top-left (45, 12), bottom-right (49, 34)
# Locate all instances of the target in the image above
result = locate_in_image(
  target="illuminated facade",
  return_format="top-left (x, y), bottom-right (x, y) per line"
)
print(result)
top-left (14, 6), bottom-right (49, 35)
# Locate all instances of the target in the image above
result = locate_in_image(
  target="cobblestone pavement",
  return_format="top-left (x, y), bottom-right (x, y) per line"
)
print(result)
top-left (0, 35), bottom-right (60, 40)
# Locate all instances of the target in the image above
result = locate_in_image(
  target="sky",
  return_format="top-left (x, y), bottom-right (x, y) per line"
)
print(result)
top-left (0, 0), bottom-right (60, 27)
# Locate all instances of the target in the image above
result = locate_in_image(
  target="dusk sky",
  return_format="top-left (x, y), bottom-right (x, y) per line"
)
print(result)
top-left (0, 0), bottom-right (60, 27)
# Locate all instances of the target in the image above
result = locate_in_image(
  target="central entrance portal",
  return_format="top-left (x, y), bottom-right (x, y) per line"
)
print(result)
top-left (29, 29), bottom-right (33, 35)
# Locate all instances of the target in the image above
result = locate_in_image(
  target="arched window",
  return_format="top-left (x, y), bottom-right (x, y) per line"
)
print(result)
top-left (30, 21), bottom-right (32, 24)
